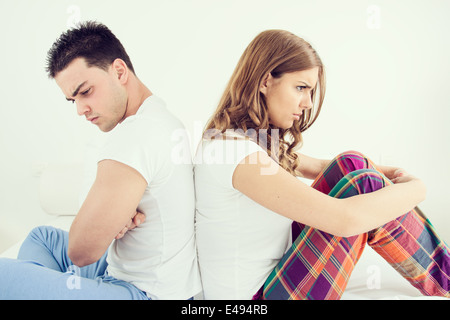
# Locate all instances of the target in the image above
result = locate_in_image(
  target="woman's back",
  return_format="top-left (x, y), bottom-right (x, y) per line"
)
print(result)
top-left (194, 136), bottom-right (292, 299)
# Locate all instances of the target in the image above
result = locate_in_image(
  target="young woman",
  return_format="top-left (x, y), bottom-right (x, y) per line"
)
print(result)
top-left (194, 29), bottom-right (449, 300)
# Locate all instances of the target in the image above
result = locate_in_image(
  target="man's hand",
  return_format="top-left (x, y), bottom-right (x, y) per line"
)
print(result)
top-left (115, 210), bottom-right (146, 240)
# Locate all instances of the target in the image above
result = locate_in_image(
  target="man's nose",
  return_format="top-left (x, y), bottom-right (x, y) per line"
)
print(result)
top-left (75, 100), bottom-right (90, 116)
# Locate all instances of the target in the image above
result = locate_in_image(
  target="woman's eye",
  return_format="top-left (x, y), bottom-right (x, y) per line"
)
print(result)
top-left (81, 88), bottom-right (91, 95)
top-left (296, 86), bottom-right (307, 91)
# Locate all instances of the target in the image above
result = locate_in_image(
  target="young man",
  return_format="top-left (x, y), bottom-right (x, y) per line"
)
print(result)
top-left (0, 21), bottom-right (201, 300)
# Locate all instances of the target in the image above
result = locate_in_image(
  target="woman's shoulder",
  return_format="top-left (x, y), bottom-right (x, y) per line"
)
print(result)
top-left (194, 131), bottom-right (267, 166)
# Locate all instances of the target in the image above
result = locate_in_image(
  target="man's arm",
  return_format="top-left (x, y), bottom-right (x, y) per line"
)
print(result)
top-left (115, 210), bottom-right (146, 240)
top-left (68, 159), bottom-right (147, 267)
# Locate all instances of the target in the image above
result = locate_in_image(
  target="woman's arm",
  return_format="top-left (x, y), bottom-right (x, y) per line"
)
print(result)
top-left (296, 153), bottom-right (330, 180)
top-left (233, 152), bottom-right (426, 237)
top-left (297, 153), bottom-right (408, 182)
top-left (376, 164), bottom-right (409, 183)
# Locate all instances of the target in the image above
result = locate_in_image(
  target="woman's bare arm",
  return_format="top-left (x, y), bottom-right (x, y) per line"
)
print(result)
top-left (233, 152), bottom-right (426, 237)
top-left (296, 153), bottom-right (329, 180)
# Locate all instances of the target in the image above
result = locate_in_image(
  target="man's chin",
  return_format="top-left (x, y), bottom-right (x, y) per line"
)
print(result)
top-left (97, 123), bottom-right (117, 133)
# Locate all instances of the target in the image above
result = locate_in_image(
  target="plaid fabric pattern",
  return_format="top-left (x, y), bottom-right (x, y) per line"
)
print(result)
top-left (254, 151), bottom-right (449, 300)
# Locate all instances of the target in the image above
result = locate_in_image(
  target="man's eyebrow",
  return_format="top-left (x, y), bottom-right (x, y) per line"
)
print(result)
top-left (66, 81), bottom-right (88, 101)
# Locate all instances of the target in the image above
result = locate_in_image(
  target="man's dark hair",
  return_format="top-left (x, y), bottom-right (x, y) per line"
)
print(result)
top-left (46, 21), bottom-right (135, 78)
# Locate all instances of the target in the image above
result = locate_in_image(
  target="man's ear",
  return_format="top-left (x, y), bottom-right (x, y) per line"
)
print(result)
top-left (259, 72), bottom-right (272, 95)
top-left (111, 58), bottom-right (129, 84)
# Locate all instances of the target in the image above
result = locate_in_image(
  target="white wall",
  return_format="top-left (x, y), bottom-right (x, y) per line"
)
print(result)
top-left (1, 0), bottom-right (449, 252)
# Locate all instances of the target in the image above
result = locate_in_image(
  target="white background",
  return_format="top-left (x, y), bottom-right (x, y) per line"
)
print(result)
top-left (1, 0), bottom-right (449, 253)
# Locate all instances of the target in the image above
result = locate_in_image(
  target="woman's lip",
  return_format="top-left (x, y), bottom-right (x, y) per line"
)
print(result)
top-left (293, 113), bottom-right (301, 120)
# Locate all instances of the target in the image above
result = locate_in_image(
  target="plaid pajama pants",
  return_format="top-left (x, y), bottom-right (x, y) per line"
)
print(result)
top-left (254, 151), bottom-right (450, 300)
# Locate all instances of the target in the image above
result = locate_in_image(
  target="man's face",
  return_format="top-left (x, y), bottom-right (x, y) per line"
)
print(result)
top-left (55, 58), bottom-right (128, 132)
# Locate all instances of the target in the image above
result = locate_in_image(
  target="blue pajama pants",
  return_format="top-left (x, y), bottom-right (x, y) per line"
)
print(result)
top-left (0, 226), bottom-right (148, 300)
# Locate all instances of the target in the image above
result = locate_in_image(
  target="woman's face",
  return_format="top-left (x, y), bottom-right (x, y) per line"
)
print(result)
top-left (260, 67), bottom-right (319, 129)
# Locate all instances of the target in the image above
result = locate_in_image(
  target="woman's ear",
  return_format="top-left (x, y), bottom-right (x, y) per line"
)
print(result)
top-left (111, 58), bottom-right (129, 85)
top-left (259, 72), bottom-right (272, 95)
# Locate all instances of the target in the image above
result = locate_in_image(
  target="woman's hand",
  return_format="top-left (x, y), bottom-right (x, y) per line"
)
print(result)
top-left (377, 165), bottom-right (410, 182)
top-left (388, 168), bottom-right (427, 205)
top-left (390, 168), bottom-right (411, 184)
top-left (380, 165), bottom-right (424, 186)
top-left (391, 171), bottom-right (424, 189)
top-left (115, 210), bottom-right (146, 240)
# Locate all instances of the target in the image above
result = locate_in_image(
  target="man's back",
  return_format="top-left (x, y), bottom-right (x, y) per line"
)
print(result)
top-left (98, 95), bottom-right (201, 299)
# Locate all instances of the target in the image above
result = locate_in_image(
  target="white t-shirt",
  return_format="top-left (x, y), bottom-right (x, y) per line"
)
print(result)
top-left (194, 135), bottom-right (293, 299)
top-left (98, 95), bottom-right (201, 300)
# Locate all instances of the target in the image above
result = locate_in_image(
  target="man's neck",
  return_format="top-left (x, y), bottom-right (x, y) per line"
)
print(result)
top-left (122, 76), bottom-right (152, 120)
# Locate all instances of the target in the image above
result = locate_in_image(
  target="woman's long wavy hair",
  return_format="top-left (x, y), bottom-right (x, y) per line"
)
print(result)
top-left (204, 30), bottom-right (326, 176)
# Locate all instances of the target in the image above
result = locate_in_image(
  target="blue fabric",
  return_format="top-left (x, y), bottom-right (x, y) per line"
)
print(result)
top-left (0, 226), bottom-right (149, 300)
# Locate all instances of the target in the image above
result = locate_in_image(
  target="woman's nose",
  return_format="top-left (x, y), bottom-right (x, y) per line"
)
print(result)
top-left (300, 92), bottom-right (313, 110)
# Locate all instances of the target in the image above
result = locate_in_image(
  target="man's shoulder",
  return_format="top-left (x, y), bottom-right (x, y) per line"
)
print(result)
top-left (134, 96), bottom-right (185, 132)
